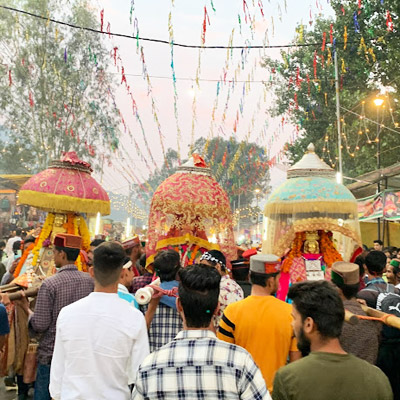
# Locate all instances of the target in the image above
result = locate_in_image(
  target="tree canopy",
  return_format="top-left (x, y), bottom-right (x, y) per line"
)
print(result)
top-left (264, 0), bottom-right (400, 177)
top-left (0, 0), bottom-right (120, 173)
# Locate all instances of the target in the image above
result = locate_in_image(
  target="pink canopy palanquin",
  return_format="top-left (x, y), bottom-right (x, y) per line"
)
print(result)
top-left (146, 155), bottom-right (236, 268)
top-left (18, 152), bottom-right (110, 215)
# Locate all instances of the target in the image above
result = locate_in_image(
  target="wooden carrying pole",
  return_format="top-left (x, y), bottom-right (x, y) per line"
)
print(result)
top-left (345, 305), bottom-right (400, 330)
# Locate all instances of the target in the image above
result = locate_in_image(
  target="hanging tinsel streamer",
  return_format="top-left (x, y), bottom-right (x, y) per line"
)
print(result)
top-left (129, 0), bottom-right (135, 24)
top-left (386, 11), bottom-right (393, 32)
top-left (100, 9), bottom-right (104, 32)
top-left (8, 70), bottom-right (12, 86)
top-left (321, 32), bottom-right (326, 52)
top-left (210, 0), bottom-right (216, 12)
top-left (168, 8), bottom-right (182, 162)
top-left (258, 0), bottom-right (264, 17)
top-left (313, 51), bottom-right (318, 79)
top-left (29, 91), bottom-right (34, 107)
top-left (353, 12), bottom-right (360, 33)
top-left (329, 23), bottom-right (333, 44)
top-left (343, 26), bottom-right (347, 50)
top-left (201, 6), bottom-right (210, 45)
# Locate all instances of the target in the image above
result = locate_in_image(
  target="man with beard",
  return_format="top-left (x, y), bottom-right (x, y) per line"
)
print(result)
top-left (272, 281), bottom-right (393, 400)
top-left (218, 254), bottom-right (300, 393)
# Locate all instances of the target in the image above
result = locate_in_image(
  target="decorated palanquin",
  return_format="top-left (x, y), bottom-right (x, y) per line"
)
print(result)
top-left (15, 151), bottom-right (110, 277)
top-left (262, 144), bottom-right (362, 301)
top-left (146, 154), bottom-right (236, 269)
top-left (0, 152), bottom-right (110, 377)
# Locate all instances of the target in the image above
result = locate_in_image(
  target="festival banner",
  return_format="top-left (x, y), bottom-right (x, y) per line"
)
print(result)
top-left (383, 191), bottom-right (400, 221)
top-left (358, 191), bottom-right (400, 221)
top-left (357, 194), bottom-right (383, 221)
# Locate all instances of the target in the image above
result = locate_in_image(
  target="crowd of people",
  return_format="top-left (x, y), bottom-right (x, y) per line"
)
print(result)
top-left (0, 232), bottom-right (398, 399)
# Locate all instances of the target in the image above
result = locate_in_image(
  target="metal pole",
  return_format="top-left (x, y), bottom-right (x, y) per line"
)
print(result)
top-left (377, 107), bottom-right (381, 241)
top-left (334, 49), bottom-right (343, 182)
top-left (237, 192), bottom-right (241, 237)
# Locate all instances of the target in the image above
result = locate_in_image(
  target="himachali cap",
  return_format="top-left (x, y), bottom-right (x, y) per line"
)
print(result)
top-left (250, 254), bottom-right (280, 275)
top-left (122, 236), bottom-right (140, 250)
top-left (331, 261), bottom-right (359, 285)
top-left (242, 248), bottom-right (258, 259)
top-left (53, 233), bottom-right (82, 250)
top-left (231, 259), bottom-right (250, 272)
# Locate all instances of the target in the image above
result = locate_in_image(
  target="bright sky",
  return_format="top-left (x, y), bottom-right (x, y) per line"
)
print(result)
top-left (92, 0), bottom-right (334, 197)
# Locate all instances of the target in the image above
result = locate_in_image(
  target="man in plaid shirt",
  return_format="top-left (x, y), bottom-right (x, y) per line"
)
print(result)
top-left (133, 264), bottom-right (270, 400)
top-left (144, 250), bottom-right (182, 352)
top-left (20, 234), bottom-right (94, 400)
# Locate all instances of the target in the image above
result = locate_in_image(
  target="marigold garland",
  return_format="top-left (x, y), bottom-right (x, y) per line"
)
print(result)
top-left (281, 232), bottom-right (305, 273)
top-left (64, 214), bottom-right (76, 234)
top-left (319, 230), bottom-right (343, 267)
top-left (31, 213), bottom-right (55, 266)
top-left (13, 241), bottom-right (37, 278)
top-left (78, 216), bottom-right (91, 251)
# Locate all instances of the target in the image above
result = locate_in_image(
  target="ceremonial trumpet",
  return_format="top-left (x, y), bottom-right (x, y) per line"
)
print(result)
top-left (345, 305), bottom-right (400, 330)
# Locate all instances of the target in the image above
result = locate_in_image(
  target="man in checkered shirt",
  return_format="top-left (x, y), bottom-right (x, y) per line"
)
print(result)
top-left (144, 250), bottom-right (182, 352)
top-left (133, 264), bottom-right (270, 400)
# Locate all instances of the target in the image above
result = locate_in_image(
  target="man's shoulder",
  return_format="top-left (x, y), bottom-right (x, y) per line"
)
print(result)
top-left (139, 335), bottom-right (253, 370)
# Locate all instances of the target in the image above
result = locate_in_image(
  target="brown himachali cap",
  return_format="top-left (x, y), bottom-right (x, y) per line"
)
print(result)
top-left (53, 233), bottom-right (82, 250)
top-left (122, 236), bottom-right (140, 250)
top-left (250, 254), bottom-right (281, 274)
top-left (331, 261), bottom-right (359, 285)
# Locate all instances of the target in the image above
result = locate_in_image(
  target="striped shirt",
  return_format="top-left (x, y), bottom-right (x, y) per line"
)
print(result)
top-left (132, 329), bottom-right (270, 400)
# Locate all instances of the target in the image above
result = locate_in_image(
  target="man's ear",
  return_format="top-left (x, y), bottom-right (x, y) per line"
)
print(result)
top-left (213, 302), bottom-right (220, 317)
top-left (303, 316), bottom-right (315, 334)
top-left (88, 266), bottom-right (95, 278)
top-left (176, 297), bottom-right (183, 313)
top-left (119, 268), bottom-right (126, 280)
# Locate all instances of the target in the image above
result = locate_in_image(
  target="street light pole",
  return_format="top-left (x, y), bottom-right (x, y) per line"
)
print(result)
top-left (334, 49), bottom-right (343, 183)
top-left (373, 97), bottom-right (384, 241)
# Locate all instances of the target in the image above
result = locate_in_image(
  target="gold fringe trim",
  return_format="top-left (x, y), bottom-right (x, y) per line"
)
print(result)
top-left (18, 190), bottom-right (110, 215)
top-left (155, 234), bottom-right (220, 252)
top-left (264, 199), bottom-right (358, 216)
top-left (270, 218), bottom-right (362, 257)
top-left (146, 234), bottom-right (220, 269)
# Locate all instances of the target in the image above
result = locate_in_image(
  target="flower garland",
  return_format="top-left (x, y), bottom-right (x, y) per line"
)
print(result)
top-left (78, 216), bottom-right (91, 272)
top-left (64, 213), bottom-right (76, 234)
top-left (78, 216), bottom-right (91, 251)
top-left (31, 213), bottom-right (55, 266)
top-left (281, 232), bottom-right (306, 273)
top-left (13, 241), bottom-right (37, 278)
top-left (319, 230), bottom-right (343, 267)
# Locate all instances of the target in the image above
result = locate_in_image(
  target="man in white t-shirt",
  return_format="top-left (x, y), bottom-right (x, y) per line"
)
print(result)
top-left (49, 242), bottom-right (149, 400)
top-left (5, 228), bottom-right (22, 257)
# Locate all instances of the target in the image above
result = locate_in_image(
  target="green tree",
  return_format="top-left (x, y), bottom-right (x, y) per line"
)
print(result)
top-left (264, 0), bottom-right (400, 177)
top-left (0, 0), bottom-right (120, 173)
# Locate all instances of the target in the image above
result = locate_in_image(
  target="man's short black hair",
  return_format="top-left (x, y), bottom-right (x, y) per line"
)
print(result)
top-left (374, 239), bottom-right (383, 246)
top-left (24, 236), bottom-right (36, 246)
top-left (153, 249), bottom-right (180, 282)
top-left (90, 239), bottom-right (105, 247)
top-left (365, 250), bottom-right (387, 275)
top-left (15, 228), bottom-right (22, 236)
top-left (93, 242), bottom-right (126, 286)
top-left (250, 271), bottom-right (278, 287)
top-left (334, 281), bottom-right (360, 300)
top-left (178, 264), bottom-right (221, 328)
top-left (137, 253), bottom-right (146, 269)
top-left (232, 262), bottom-right (249, 281)
top-left (55, 246), bottom-right (80, 262)
top-left (288, 280), bottom-right (344, 339)
top-left (354, 255), bottom-right (365, 278)
top-left (12, 240), bottom-right (21, 252)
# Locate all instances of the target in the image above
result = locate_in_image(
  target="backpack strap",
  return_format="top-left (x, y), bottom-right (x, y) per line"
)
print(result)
top-left (386, 283), bottom-right (396, 294)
